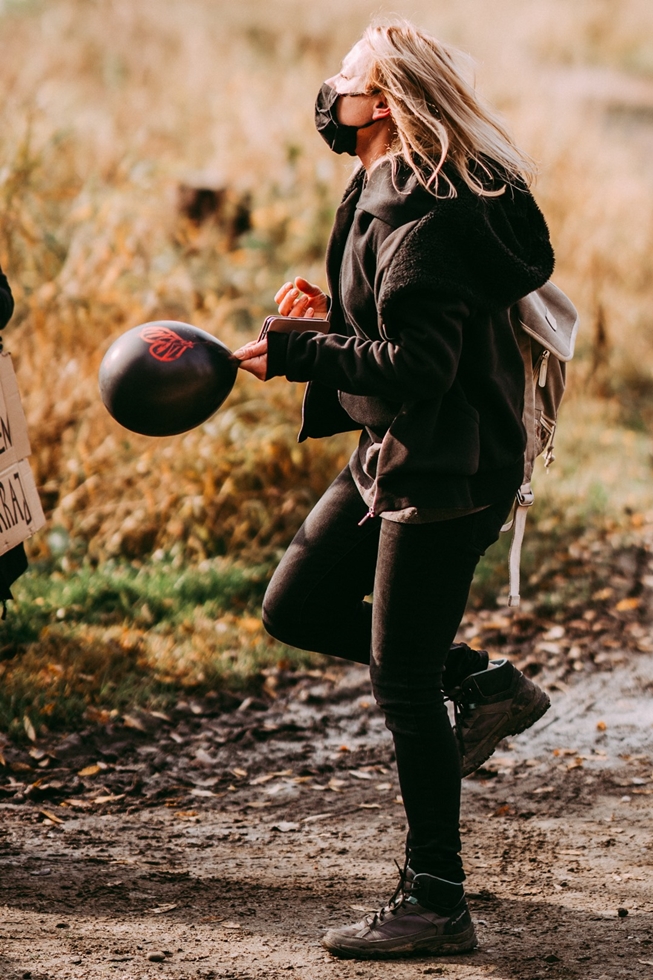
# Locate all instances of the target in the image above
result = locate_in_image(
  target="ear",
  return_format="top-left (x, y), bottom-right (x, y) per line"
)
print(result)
top-left (371, 96), bottom-right (392, 121)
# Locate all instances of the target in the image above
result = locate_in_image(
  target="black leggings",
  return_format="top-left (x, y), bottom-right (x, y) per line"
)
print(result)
top-left (263, 466), bottom-right (512, 882)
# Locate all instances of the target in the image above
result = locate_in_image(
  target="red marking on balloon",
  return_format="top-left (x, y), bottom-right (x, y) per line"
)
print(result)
top-left (140, 326), bottom-right (195, 362)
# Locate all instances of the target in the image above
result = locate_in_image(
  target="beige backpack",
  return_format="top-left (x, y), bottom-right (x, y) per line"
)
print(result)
top-left (503, 281), bottom-right (580, 606)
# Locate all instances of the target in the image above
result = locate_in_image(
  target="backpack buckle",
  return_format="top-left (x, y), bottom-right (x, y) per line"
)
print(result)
top-left (516, 486), bottom-right (534, 508)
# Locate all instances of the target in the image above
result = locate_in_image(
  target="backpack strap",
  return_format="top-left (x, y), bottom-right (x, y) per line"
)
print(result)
top-left (506, 483), bottom-right (534, 607)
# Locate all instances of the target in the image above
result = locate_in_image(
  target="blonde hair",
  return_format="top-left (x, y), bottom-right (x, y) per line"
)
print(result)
top-left (359, 19), bottom-right (536, 198)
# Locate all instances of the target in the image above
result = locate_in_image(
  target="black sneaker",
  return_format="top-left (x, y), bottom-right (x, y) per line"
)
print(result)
top-left (321, 865), bottom-right (477, 960)
top-left (448, 658), bottom-right (550, 777)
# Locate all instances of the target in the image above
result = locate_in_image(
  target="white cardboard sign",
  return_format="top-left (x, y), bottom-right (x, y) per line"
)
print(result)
top-left (0, 458), bottom-right (45, 554)
top-left (0, 352), bottom-right (31, 469)
top-left (0, 353), bottom-right (45, 556)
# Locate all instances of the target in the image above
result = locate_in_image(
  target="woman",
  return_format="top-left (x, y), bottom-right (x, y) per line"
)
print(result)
top-left (234, 19), bottom-right (553, 960)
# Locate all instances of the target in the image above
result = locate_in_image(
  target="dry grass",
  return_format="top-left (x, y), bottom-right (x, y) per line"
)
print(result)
top-left (1, 0), bottom-right (653, 732)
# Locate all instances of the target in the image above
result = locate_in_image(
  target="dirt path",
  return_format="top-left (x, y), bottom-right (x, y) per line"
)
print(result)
top-left (1, 652), bottom-right (653, 980)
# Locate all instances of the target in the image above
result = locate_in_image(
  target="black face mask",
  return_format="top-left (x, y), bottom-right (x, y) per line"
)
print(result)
top-left (314, 82), bottom-right (378, 156)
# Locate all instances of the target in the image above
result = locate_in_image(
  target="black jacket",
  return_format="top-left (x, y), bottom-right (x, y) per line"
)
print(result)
top-left (267, 161), bottom-right (555, 513)
top-left (0, 267), bottom-right (13, 330)
top-left (0, 267), bottom-right (26, 605)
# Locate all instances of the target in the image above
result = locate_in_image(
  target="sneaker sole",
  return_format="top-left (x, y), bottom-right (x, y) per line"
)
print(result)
top-left (461, 688), bottom-right (551, 778)
top-left (322, 924), bottom-right (477, 960)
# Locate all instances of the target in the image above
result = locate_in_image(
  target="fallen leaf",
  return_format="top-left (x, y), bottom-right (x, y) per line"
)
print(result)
top-left (593, 587), bottom-right (613, 601)
top-left (78, 764), bottom-right (102, 777)
top-left (358, 803), bottom-right (381, 809)
top-left (123, 714), bottom-right (147, 731)
top-left (250, 773), bottom-right (278, 786)
top-left (567, 757), bottom-right (585, 770)
top-left (190, 788), bottom-right (219, 798)
top-left (250, 770), bottom-right (292, 785)
top-left (92, 794), bottom-right (125, 804)
top-left (615, 597), bottom-right (640, 612)
top-left (148, 904), bottom-right (178, 915)
top-left (39, 809), bottom-right (64, 825)
top-left (23, 715), bottom-right (37, 742)
top-left (328, 778), bottom-right (346, 792)
top-left (484, 616), bottom-right (511, 630)
top-left (536, 641), bottom-right (562, 656)
top-left (10, 761), bottom-right (33, 772)
top-left (543, 625), bottom-right (565, 640)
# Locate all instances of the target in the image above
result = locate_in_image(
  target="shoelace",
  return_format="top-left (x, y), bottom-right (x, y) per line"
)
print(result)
top-left (369, 860), bottom-right (414, 927)
top-left (445, 692), bottom-right (474, 757)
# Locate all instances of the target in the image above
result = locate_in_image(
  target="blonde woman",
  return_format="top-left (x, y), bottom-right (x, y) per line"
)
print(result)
top-left (235, 19), bottom-right (552, 960)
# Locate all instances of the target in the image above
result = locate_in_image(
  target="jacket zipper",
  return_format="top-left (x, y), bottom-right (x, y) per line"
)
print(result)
top-left (358, 488), bottom-right (379, 526)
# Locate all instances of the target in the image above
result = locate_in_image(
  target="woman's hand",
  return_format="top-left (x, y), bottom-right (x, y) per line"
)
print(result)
top-left (233, 277), bottom-right (328, 382)
top-left (232, 338), bottom-right (268, 381)
top-left (274, 277), bottom-right (329, 319)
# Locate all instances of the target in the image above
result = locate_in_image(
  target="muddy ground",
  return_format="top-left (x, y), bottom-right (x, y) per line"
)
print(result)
top-left (2, 606), bottom-right (653, 980)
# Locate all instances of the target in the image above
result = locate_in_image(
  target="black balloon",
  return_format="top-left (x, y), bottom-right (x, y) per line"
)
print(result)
top-left (99, 321), bottom-right (238, 437)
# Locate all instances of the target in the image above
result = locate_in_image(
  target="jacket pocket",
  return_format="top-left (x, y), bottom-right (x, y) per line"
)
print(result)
top-left (382, 392), bottom-right (480, 478)
top-left (428, 394), bottom-right (480, 475)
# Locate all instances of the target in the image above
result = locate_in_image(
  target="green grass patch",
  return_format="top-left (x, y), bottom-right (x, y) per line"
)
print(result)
top-left (0, 557), bottom-right (316, 739)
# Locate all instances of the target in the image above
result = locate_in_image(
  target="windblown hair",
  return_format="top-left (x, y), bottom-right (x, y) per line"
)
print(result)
top-left (359, 19), bottom-right (536, 198)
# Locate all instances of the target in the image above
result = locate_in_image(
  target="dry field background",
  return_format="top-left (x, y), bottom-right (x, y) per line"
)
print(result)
top-left (1, 0), bottom-right (653, 732)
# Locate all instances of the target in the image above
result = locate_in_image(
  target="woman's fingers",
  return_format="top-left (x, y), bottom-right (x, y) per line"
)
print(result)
top-left (237, 353), bottom-right (267, 381)
top-left (233, 339), bottom-right (267, 360)
top-left (273, 282), bottom-right (294, 305)
top-left (289, 293), bottom-right (312, 317)
top-left (294, 277), bottom-right (328, 316)
top-left (233, 337), bottom-right (268, 381)
top-left (274, 278), bottom-right (327, 317)
top-left (277, 287), bottom-right (300, 316)
top-left (294, 277), bottom-right (322, 297)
